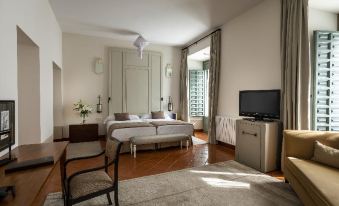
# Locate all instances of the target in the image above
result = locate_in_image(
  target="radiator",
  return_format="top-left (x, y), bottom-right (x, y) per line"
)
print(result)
top-left (215, 116), bottom-right (239, 145)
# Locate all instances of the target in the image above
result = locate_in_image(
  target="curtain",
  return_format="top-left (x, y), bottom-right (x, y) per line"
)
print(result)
top-left (281, 0), bottom-right (310, 130)
top-left (281, 0), bottom-right (310, 172)
top-left (208, 30), bottom-right (221, 144)
top-left (179, 48), bottom-right (189, 121)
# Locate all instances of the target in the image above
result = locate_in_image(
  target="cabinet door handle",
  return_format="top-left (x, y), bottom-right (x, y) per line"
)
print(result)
top-left (242, 131), bottom-right (257, 137)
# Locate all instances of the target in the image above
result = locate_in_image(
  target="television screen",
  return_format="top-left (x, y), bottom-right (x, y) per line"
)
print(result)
top-left (239, 90), bottom-right (280, 119)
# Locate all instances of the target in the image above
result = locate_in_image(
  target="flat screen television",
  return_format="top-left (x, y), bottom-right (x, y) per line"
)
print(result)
top-left (239, 90), bottom-right (280, 120)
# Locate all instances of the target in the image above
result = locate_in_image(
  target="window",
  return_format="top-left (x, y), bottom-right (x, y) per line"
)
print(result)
top-left (313, 31), bottom-right (339, 131)
top-left (189, 70), bottom-right (208, 117)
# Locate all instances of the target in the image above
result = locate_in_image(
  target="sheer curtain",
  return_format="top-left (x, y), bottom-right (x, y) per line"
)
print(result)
top-left (179, 48), bottom-right (189, 121)
top-left (208, 30), bottom-right (221, 144)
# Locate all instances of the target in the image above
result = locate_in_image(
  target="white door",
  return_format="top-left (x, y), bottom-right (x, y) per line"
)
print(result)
top-left (109, 48), bottom-right (162, 114)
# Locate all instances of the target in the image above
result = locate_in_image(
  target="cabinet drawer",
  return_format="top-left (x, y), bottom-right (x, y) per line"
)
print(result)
top-left (237, 124), bottom-right (261, 170)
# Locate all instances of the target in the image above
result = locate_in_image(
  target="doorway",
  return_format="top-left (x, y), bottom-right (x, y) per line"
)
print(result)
top-left (17, 27), bottom-right (41, 145)
top-left (187, 46), bottom-right (210, 142)
top-left (53, 63), bottom-right (64, 140)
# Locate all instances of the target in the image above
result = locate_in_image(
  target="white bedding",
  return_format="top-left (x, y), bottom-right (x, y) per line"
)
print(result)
top-left (106, 120), bottom-right (156, 142)
top-left (106, 119), bottom-right (193, 142)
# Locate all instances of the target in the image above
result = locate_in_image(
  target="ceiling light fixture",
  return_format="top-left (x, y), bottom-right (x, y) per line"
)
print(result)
top-left (133, 35), bottom-right (149, 59)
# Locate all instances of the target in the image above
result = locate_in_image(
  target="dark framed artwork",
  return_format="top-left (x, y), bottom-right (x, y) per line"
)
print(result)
top-left (0, 100), bottom-right (15, 152)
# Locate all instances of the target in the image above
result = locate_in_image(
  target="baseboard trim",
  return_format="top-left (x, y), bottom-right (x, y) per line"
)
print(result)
top-left (217, 141), bottom-right (235, 150)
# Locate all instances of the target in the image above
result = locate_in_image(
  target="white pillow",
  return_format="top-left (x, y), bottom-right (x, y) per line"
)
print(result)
top-left (140, 114), bottom-right (152, 119)
top-left (104, 114), bottom-right (140, 123)
top-left (103, 115), bottom-right (115, 124)
top-left (164, 112), bottom-right (173, 120)
top-left (129, 114), bottom-right (140, 120)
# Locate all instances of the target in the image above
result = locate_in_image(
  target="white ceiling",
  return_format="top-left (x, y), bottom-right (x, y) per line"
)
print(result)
top-left (49, 0), bottom-right (263, 46)
top-left (188, 46), bottom-right (210, 61)
top-left (310, 0), bottom-right (339, 13)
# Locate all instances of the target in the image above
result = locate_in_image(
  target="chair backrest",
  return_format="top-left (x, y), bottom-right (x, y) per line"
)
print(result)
top-left (105, 137), bottom-right (122, 164)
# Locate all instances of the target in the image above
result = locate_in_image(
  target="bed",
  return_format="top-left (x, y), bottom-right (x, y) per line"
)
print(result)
top-left (105, 115), bottom-right (194, 152)
top-left (105, 120), bottom-right (156, 142)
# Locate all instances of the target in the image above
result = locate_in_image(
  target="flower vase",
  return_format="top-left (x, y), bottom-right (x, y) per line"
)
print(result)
top-left (81, 116), bottom-right (86, 124)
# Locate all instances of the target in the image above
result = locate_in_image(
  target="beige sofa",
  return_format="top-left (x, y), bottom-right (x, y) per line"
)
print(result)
top-left (283, 130), bottom-right (339, 206)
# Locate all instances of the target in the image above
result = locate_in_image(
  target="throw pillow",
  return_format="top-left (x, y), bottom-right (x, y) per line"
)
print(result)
top-left (151, 111), bottom-right (165, 119)
top-left (312, 141), bottom-right (339, 169)
top-left (114, 113), bottom-right (130, 121)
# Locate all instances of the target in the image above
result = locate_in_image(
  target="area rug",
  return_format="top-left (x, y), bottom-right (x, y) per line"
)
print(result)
top-left (192, 136), bottom-right (207, 145)
top-left (44, 160), bottom-right (301, 206)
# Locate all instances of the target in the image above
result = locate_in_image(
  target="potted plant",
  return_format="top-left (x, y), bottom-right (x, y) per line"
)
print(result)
top-left (73, 100), bottom-right (93, 124)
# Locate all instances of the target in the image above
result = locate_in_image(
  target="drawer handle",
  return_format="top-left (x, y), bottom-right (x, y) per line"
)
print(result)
top-left (242, 131), bottom-right (257, 137)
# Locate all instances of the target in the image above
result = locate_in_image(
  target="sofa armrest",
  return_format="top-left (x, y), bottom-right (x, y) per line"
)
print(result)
top-left (284, 130), bottom-right (339, 160)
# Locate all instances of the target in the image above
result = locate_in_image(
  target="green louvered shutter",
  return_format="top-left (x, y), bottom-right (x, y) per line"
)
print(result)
top-left (189, 70), bottom-right (206, 117)
top-left (313, 31), bottom-right (339, 131)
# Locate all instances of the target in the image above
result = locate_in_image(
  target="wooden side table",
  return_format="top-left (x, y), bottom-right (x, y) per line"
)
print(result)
top-left (69, 124), bottom-right (98, 143)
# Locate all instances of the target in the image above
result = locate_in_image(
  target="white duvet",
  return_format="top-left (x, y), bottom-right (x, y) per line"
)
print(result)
top-left (106, 119), bottom-right (193, 142)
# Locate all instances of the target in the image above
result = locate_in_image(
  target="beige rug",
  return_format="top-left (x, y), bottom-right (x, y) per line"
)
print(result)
top-left (192, 136), bottom-right (207, 145)
top-left (44, 160), bottom-right (301, 206)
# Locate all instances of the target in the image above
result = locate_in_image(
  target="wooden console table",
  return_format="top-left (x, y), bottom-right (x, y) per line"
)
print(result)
top-left (0, 142), bottom-right (68, 206)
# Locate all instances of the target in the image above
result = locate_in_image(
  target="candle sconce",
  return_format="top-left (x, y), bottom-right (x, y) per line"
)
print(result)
top-left (97, 95), bottom-right (103, 113)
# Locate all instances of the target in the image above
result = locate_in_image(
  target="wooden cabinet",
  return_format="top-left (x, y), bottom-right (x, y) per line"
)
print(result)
top-left (69, 124), bottom-right (98, 143)
top-left (235, 120), bottom-right (282, 172)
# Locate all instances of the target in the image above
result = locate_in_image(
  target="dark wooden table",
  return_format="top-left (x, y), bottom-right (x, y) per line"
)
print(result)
top-left (0, 142), bottom-right (68, 206)
top-left (69, 124), bottom-right (99, 142)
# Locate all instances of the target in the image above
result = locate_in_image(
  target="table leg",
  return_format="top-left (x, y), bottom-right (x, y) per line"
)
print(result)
top-left (133, 145), bottom-right (136, 158)
top-left (60, 148), bottom-right (66, 199)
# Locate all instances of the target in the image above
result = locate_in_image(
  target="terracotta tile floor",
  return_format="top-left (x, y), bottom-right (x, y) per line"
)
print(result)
top-left (39, 134), bottom-right (283, 204)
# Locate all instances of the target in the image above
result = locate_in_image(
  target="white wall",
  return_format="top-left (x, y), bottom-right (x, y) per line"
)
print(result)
top-left (309, 8), bottom-right (337, 38)
top-left (0, 0), bottom-right (62, 155)
top-left (62, 33), bottom-right (181, 136)
top-left (53, 64), bottom-right (64, 127)
top-left (17, 42), bottom-right (41, 145)
top-left (218, 0), bottom-right (281, 116)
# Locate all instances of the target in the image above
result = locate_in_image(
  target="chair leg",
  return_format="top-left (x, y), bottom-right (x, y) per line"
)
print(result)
top-left (106, 193), bottom-right (112, 205)
top-left (130, 143), bottom-right (132, 155)
top-left (114, 189), bottom-right (119, 206)
top-left (180, 140), bottom-right (182, 149)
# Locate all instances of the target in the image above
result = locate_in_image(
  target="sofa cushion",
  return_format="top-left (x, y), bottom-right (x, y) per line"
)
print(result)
top-left (312, 141), bottom-right (339, 169)
top-left (286, 157), bottom-right (339, 206)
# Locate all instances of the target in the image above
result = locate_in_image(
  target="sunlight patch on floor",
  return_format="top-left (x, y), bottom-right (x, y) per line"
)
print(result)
top-left (201, 177), bottom-right (250, 188)
top-left (190, 170), bottom-right (265, 177)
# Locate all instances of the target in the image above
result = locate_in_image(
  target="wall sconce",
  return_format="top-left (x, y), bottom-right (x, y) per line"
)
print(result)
top-left (165, 64), bottom-right (173, 78)
top-left (94, 58), bottom-right (104, 74)
top-left (168, 96), bottom-right (173, 112)
top-left (97, 95), bottom-right (102, 113)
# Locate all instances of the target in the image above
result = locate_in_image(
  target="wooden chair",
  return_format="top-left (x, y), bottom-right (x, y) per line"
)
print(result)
top-left (63, 137), bottom-right (122, 206)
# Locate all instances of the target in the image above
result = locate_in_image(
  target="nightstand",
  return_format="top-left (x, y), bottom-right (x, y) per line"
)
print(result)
top-left (69, 124), bottom-right (98, 143)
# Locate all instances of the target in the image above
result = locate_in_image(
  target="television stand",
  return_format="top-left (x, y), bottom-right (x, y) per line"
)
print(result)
top-left (243, 117), bottom-right (275, 122)
top-left (0, 130), bottom-right (16, 167)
